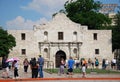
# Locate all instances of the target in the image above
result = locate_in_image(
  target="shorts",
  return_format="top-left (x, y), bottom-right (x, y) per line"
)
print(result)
top-left (112, 63), bottom-right (116, 66)
top-left (82, 66), bottom-right (86, 73)
top-left (95, 64), bottom-right (98, 66)
top-left (68, 68), bottom-right (73, 72)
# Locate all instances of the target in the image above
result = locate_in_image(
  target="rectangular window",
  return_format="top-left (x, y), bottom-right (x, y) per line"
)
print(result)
top-left (95, 49), bottom-right (99, 54)
top-left (58, 32), bottom-right (64, 40)
top-left (93, 33), bottom-right (97, 40)
top-left (21, 33), bottom-right (26, 40)
top-left (21, 49), bottom-right (26, 55)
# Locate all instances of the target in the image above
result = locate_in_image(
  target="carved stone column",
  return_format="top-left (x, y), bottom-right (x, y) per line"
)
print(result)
top-left (39, 43), bottom-right (41, 54)
top-left (68, 42), bottom-right (71, 57)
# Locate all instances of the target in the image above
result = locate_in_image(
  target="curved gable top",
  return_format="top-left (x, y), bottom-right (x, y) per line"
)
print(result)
top-left (34, 13), bottom-right (88, 31)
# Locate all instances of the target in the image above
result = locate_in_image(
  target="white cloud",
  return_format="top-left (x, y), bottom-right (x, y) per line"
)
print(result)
top-left (21, 0), bottom-right (68, 18)
top-left (6, 0), bottom-right (69, 30)
top-left (6, 16), bottom-right (48, 30)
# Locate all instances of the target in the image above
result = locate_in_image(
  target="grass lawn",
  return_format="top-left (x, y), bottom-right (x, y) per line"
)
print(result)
top-left (44, 68), bottom-right (120, 74)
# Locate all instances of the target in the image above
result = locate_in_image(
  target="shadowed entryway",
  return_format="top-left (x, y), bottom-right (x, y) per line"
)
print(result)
top-left (55, 50), bottom-right (66, 68)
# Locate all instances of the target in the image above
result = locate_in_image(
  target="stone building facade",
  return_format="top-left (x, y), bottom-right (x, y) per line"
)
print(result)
top-left (8, 13), bottom-right (113, 68)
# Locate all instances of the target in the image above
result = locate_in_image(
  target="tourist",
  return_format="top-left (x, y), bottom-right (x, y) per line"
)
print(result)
top-left (75, 58), bottom-right (80, 68)
top-left (30, 58), bottom-right (33, 70)
top-left (82, 59), bottom-right (86, 78)
top-left (105, 59), bottom-right (109, 70)
top-left (88, 58), bottom-right (92, 69)
top-left (12, 60), bottom-right (19, 79)
top-left (111, 58), bottom-right (116, 70)
top-left (67, 56), bottom-right (75, 78)
top-left (82, 58), bottom-right (87, 69)
top-left (95, 58), bottom-right (99, 69)
top-left (38, 55), bottom-right (44, 78)
top-left (23, 58), bottom-right (29, 73)
top-left (30, 57), bottom-right (38, 78)
top-left (102, 59), bottom-right (106, 69)
top-left (91, 60), bottom-right (94, 70)
top-left (59, 58), bottom-right (65, 75)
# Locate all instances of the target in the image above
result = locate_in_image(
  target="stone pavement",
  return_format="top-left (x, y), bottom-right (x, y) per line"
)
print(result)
top-left (18, 67), bottom-right (120, 78)
top-left (18, 70), bottom-right (120, 78)
top-left (5, 67), bottom-right (118, 79)
top-left (0, 67), bottom-right (120, 82)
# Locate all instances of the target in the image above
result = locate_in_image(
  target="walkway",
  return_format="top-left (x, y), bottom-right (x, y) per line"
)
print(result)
top-left (0, 67), bottom-right (120, 82)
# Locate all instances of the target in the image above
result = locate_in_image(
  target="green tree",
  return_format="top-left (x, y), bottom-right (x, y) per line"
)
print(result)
top-left (64, 0), bottom-right (111, 29)
top-left (112, 11), bottom-right (120, 51)
top-left (112, 11), bottom-right (120, 66)
top-left (0, 27), bottom-right (16, 57)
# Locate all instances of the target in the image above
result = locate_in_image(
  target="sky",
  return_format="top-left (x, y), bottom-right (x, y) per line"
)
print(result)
top-left (0, 0), bottom-right (120, 30)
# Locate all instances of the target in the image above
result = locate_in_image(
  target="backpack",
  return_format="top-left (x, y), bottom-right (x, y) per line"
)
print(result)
top-left (95, 60), bottom-right (99, 65)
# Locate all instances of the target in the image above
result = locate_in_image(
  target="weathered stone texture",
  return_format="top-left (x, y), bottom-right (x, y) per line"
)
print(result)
top-left (8, 13), bottom-right (113, 67)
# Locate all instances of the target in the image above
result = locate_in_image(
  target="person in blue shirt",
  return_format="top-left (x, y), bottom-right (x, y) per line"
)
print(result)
top-left (67, 56), bottom-right (75, 78)
top-left (38, 55), bottom-right (44, 78)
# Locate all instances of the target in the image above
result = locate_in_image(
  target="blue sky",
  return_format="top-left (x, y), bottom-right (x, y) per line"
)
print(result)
top-left (0, 0), bottom-right (120, 30)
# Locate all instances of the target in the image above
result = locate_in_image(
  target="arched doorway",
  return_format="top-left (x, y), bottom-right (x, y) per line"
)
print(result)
top-left (55, 50), bottom-right (66, 68)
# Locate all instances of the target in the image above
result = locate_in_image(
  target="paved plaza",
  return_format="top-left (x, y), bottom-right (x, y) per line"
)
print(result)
top-left (0, 66), bottom-right (120, 78)
top-left (0, 66), bottom-right (120, 82)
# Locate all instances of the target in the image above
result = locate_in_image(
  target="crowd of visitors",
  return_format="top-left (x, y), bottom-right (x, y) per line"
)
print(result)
top-left (58, 57), bottom-right (118, 78)
top-left (0, 55), bottom-right (119, 79)
top-left (1, 55), bottom-right (44, 79)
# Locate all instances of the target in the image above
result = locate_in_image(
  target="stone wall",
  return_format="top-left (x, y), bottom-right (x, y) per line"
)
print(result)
top-left (7, 13), bottom-right (113, 68)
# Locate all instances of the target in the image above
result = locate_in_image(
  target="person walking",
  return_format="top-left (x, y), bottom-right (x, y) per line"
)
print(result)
top-left (12, 60), bottom-right (19, 79)
top-left (82, 59), bottom-right (86, 78)
top-left (59, 58), bottom-right (65, 75)
top-left (30, 57), bottom-right (38, 78)
top-left (38, 55), bottom-right (44, 78)
top-left (67, 56), bottom-right (75, 78)
top-left (23, 58), bottom-right (29, 73)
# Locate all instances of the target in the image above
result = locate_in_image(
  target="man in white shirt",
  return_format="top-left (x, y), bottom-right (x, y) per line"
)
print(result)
top-left (13, 60), bottom-right (19, 78)
top-left (112, 58), bottom-right (116, 70)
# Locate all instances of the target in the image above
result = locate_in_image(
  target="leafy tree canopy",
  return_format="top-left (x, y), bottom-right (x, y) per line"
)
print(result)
top-left (0, 27), bottom-right (16, 57)
top-left (64, 0), bottom-right (111, 29)
top-left (112, 11), bottom-right (120, 51)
